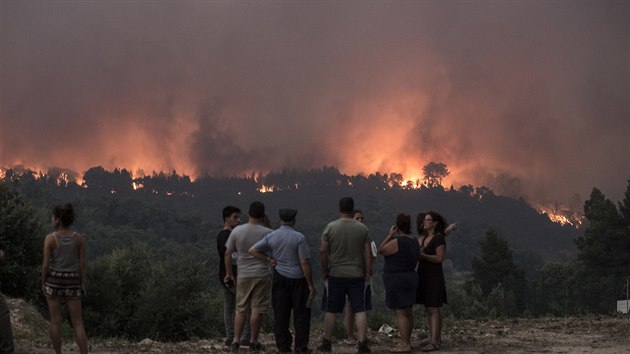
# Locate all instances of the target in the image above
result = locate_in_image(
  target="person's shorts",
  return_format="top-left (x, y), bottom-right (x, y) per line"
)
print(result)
top-left (43, 270), bottom-right (83, 298)
top-left (236, 276), bottom-right (271, 314)
top-left (321, 276), bottom-right (367, 313)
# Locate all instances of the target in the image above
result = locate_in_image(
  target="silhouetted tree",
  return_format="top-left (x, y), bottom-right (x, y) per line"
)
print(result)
top-left (0, 182), bottom-right (46, 299)
top-left (574, 186), bottom-right (630, 312)
top-left (422, 162), bottom-right (450, 188)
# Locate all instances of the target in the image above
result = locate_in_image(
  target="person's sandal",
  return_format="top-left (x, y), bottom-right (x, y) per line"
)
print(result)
top-left (421, 343), bottom-right (440, 352)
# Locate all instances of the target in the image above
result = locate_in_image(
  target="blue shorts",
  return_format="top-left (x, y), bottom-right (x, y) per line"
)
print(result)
top-left (321, 276), bottom-right (368, 313)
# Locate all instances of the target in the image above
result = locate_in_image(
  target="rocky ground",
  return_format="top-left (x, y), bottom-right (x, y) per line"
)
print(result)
top-left (8, 298), bottom-right (630, 353)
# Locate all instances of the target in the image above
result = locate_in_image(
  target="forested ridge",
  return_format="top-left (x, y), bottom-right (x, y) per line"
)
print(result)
top-left (1, 166), bottom-right (628, 341)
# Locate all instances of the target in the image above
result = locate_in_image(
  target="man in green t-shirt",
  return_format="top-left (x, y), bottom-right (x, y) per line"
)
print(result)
top-left (318, 197), bottom-right (372, 353)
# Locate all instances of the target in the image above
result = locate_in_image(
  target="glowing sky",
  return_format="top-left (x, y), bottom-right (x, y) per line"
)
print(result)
top-left (1, 1), bottom-right (629, 205)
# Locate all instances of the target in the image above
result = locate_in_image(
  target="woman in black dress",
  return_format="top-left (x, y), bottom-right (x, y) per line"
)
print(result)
top-left (378, 213), bottom-right (419, 353)
top-left (416, 211), bottom-right (448, 352)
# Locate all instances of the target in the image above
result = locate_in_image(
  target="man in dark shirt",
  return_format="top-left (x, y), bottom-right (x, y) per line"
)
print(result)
top-left (216, 206), bottom-right (250, 347)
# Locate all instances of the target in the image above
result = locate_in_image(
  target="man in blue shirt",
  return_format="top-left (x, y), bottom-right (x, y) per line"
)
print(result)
top-left (249, 209), bottom-right (315, 354)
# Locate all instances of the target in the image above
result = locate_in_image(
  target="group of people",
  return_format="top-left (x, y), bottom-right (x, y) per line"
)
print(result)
top-left (218, 197), bottom-right (452, 353)
top-left (3, 197), bottom-right (449, 354)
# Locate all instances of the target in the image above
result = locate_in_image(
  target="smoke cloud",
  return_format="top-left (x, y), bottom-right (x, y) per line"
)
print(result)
top-left (1, 1), bottom-right (629, 204)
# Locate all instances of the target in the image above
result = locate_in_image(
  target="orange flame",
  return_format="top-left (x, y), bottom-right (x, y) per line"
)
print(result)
top-left (537, 204), bottom-right (584, 228)
top-left (257, 184), bottom-right (275, 193)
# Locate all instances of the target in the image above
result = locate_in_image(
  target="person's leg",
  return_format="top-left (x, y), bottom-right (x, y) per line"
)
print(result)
top-left (233, 277), bottom-right (252, 345)
top-left (323, 312), bottom-right (337, 341)
top-left (346, 277), bottom-right (368, 344)
top-left (422, 307), bottom-right (440, 350)
top-left (233, 311), bottom-right (246, 344)
top-left (272, 272), bottom-right (292, 352)
top-left (241, 307), bottom-right (251, 344)
top-left (292, 277), bottom-right (311, 352)
top-left (249, 309), bottom-right (262, 343)
top-left (46, 297), bottom-right (63, 354)
top-left (436, 307), bottom-right (443, 345)
top-left (66, 298), bottom-right (88, 354)
top-left (343, 297), bottom-right (355, 342)
top-left (249, 276), bottom-right (272, 346)
top-left (353, 311), bottom-right (367, 342)
top-left (223, 287), bottom-right (236, 344)
top-left (0, 295), bottom-right (15, 354)
top-left (393, 309), bottom-right (411, 350)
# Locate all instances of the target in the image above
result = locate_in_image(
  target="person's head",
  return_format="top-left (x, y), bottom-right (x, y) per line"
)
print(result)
top-left (339, 197), bottom-right (354, 215)
top-left (248, 201), bottom-right (266, 220)
top-left (423, 211), bottom-right (447, 236)
top-left (222, 206), bottom-right (241, 229)
top-left (279, 208), bottom-right (298, 226)
top-left (396, 213), bottom-right (412, 234)
top-left (52, 203), bottom-right (74, 229)
top-left (353, 209), bottom-right (364, 223)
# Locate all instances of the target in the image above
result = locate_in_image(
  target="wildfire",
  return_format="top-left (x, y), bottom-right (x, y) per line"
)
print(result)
top-left (537, 205), bottom-right (584, 228)
top-left (0, 168), bottom-right (5, 179)
top-left (132, 181), bottom-right (144, 190)
top-left (257, 184), bottom-right (275, 193)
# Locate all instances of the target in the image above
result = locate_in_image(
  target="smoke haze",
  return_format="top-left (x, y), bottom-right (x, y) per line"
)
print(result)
top-left (1, 1), bottom-right (629, 204)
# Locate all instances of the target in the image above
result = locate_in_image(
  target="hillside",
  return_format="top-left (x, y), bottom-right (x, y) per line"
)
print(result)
top-left (8, 297), bottom-right (630, 353)
top-left (4, 167), bottom-right (579, 271)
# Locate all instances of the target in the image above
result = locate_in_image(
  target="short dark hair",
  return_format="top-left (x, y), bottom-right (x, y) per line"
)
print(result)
top-left (53, 203), bottom-right (75, 228)
top-left (222, 206), bottom-right (241, 221)
top-left (352, 209), bottom-right (362, 216)
top-left (396, 213), bottom-right (412, 234)
top-left (249, 201), bottom-right (266, 219)
top-left (339, 197), bottom-right (354, 214)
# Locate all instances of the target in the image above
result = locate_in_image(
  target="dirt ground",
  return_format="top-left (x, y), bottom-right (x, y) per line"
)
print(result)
top-left (8, 298), bottom-right (630, 353)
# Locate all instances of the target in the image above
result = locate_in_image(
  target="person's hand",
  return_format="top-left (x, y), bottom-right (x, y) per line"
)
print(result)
top-left (308, 285), bottom-right (316, 300)
top-left (388, 225), bottom-right (397, 236)
top-left (267, 256), bottom-right (276, 268)
top-left (364, 274), bottom-right (371, 289)
top-left (224, 275), bottom-right (235, 287)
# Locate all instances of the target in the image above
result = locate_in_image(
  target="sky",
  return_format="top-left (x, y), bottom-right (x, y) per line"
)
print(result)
top-left (1, 1), bottom-right (629, 207)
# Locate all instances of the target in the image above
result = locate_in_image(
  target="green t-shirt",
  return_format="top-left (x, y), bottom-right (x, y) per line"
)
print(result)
top-left (322, 218), bottom-right (371, 278)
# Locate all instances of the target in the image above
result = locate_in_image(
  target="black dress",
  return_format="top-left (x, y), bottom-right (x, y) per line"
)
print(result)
top-left (383, 236), bottom-right (420, 309)
top-left (416, 234), bottom-right (447, 307)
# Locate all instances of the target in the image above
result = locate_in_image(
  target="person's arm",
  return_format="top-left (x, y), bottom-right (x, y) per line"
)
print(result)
top-left (224, 247), bottom-right (234, 279)
top-left (77, 234), bottom-right (86, 290)
top-left (300, 258), bottom-right (316, 300)
top-left (319, 240), bottom-right (330, 280)
top-left (224, 234), bottom-right (236, 284)
top-left (364, 241), bottom-right (373, 278)
top-left (378, 225), bottom-right (399, 256)
top-left (41, 234), bottom-right (52, 289)
top-left (420, 244), bottom-right (445, 263)
top-left (249, 239), bottom-right (275, 268)
top-left (445, 223), bottom-right (457, 236)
